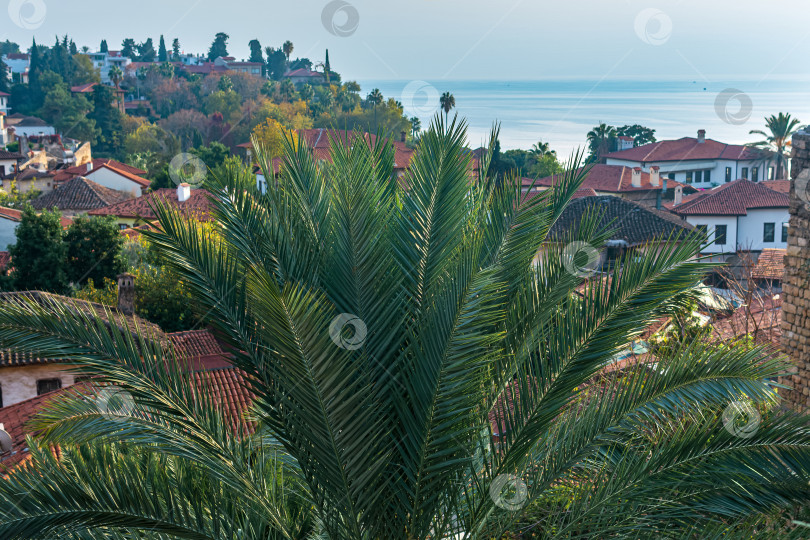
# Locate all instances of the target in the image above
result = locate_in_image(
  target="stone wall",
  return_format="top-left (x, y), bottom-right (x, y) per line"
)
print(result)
top-left (781, 129), bottom-right (810, 409)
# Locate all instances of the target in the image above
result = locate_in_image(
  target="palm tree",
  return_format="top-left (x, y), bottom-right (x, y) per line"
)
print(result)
top-left (529, 140), bottom-right (555, 158)
top-left (282, 40), bottom-right (294, 63)
top-left (2, 119), bottom-right (810, 539)
top-left (366, 88), bottom-right (383, 127)
top-left (279, 79), bottom-right (295, 102)
top-left (440, 91), bottom-right (455, 121)
top-left (409, 116), bottom-right (421, 140)
top-left (108, 65), bottom-right (123, 91)
top-left (749, 112), bottom-right (802, 180)
top-left (587, 122), bottom-right (617, 163)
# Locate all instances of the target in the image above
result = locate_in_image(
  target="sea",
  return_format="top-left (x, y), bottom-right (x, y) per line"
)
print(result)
top-left (356, 78), bottom-right (810, 157)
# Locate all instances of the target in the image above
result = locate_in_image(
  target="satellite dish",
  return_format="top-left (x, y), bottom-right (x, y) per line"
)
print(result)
top-left (0, 425), bottom-right (11, 454)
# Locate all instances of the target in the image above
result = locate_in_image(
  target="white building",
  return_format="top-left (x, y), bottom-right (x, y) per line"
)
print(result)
top-left (666, 179), bottom-right (789, 258)
top-left (0, 92), bottom-right (9, 115)
top-left (1, 53), bottom-right (29, 84)
top-left (606, 130), bottom-right (782, 188)
top-left (86, 50), bottom-right (132, 84)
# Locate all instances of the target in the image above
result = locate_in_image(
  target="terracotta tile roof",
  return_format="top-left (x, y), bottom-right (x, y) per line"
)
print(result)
top-left (53, 159), bottom-right (148, 185)
top-left (4, 167), bottom-right (55, 181)
top-left (169, 330), bottom-right (224, 358)
top-left (88, 188), bottom-right (214, 221)
top-left (70, 83), bottom-right (97, 93)
top-left (761, 179), bottom-right (790, 194)
top-left (30, 176), bottom-right (132, 212)
top-left (529, 164), bottom-right (688, 194)
top-left (605, 136), bottom-right (766, 163)
top-left (84, 163), bottom-right (150, 188)
top-left (666, 179), bottom-right (789, 216)
top-left (0, 365), bottom-right (254, 468)
top-left (0, 150), bottom-right (25, 160)
top-left (284, 68), bottom-right (323, 78)
top-left (0, 207), bottom-right (22, 222)
top-left (549, 195), bottom-right (695, 246)
top-left (751, 249), bottom-right (785, 280)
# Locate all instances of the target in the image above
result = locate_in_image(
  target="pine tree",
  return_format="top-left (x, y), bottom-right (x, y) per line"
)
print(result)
top-left (0, 59), bottom-right (8, 93)
top-left (207, 32), bottom-right (229, 61)
top-left (171, 38), bottom-right (181, 61)
top-left (9, 206), bottom-right (68, 293)
top-left (324, 49), bottom-right (331, 83)
top-left (100, 39), bottom-right (108, 53)
top-left (27, 38), bottom-right (44, 109)
top-left (158, 35), bottom-right (168, 62)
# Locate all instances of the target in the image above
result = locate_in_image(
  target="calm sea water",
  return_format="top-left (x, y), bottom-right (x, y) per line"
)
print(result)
top-left (356, 79), bottom-right (810, 157)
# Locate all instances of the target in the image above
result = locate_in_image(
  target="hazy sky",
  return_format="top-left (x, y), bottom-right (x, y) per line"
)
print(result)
top-left (5, 0), bottom-right (810, 82)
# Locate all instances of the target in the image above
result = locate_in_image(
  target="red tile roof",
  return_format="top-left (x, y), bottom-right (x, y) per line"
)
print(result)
top-left (89, 188), bottom-right (214, 221)
top-left (712, 294), bottom-right (782, 349)
top-left (53, 159), bottom-right (148, 185)
top-left (0, 366), bottom-right (252, 469)
top-left (30, 176), bottom-right (132, 212)
top-left (605, 136), bottom-right (766, 163)
top-left (761, 179), bottom-right (790, 194)
top-left (666, 179), bottom-right (789, 216)
top-left (529, 164), bottom-right (688, 194)
top-left (751, 249), bottom-right (785, 280)
top-left (284, 68), bottom-right (324, 78)
top-left (0, 207), bottom-right (22, 222)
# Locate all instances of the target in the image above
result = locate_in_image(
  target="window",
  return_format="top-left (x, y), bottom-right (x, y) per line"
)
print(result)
top-left (696, 224), bottom-right (708, 242)
top-left (752, 167), bottom-right (759, 182)
top-left (667, 173), bottom-right (675, 180)
top-left (763, 222), bottom-right (775, 243)
top-left (686, 172), bottom-right (693, 184)
top-left (768, 166), bottom-right (775, 180)
top-left (725, 167), bottom-right (732, 182)
top-left (782, 223), bottom-right (789, 243)
top-left (742, 167), bottom-right (749, 179)
top-left (704, 170), bottom-right (711, 183)
top-left (119, 224), bottom-right (128, 230)
top-left (694, 171), bottom-right (702, 183)
top-left (715, 225), bottom-right (727, 246)
top-left (37, 378), bottom-right (62, 396)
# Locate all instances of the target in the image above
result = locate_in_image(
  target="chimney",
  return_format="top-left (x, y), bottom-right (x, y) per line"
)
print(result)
top-left (117, 273), bottom-right (135, 316)
top-left (631, 167), bottom-right (642, 187)
top-left (400, 131), bottom-right (406, 143)
top-left (86, 162), bottom-right (93, 173)
top-left (177, 182), bottom-right (191, 203)
top-left (674, 185), bottom-right (683, 206)
top-left (649, 165), bottom-right (660, 186)
top-left (697, 129), bottom-right (706, 144)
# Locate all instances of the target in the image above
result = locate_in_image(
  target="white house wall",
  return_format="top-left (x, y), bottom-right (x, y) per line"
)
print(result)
top-left (86, 168), bottom-right (143, 197)
top-left (606, 157), bottom-right (779, 188)
top-left (684, 215), bottom-right (737, 254)
top-left (0, 364), bottom-right (77, 407)
top-left (737, 208), bottom-right (789, 251)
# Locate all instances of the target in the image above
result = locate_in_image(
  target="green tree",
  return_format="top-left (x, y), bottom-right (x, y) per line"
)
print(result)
top-left (278, 79), bottom-right (295, 102)
top-left (64, 215), bottom-right (125, 287)
top-left (190, 141), bottom-right (230, 172)
top-left (409, 116), bottom-right (421, 140)
top-left (121, 38), bottom-right (136, 59)
top-left (0, 58), bottom-right (8, 94)
top-left (0, 40), bottom-right (20, 56)
top-left (207, 32), bottom-right (229, 61)
top-left (137, 38), bottom-right (156, 62)
top-left (108, 65), bottom-right (123, 90)
top-left (3, 121), bottom-right (810, 538)
top-left (749, 112), bottom-right (802, 180)
top-left (171, 38), bottom-right (181, 61)
top-left (440, 91), bottom-right (455, 121)
top-left (248, 39), bottom-right (264, 75)
top-left (8, 206), bottom-right (67, 293)
top-left (617, 124), bottom-right (657, 147)
top-left (87, 84), bottom-right (123, 154)
top-left (99, 39), bottom-right (108, 53)
top-left (587, 122), bottom-right (617, 163)
top-left (27, 38), bottom-right (45, 110)
top-left (158, 35), bottom-right (168, 62)
top-left (265, 47), bottom-right (287, 80)
top-left (366, 87), bottom-right (383, 125)
top-left (299, 83), bottom-right (314, 109)
top-left (38, 80), bottom-right (98, 144)
top-left (282, 40), bottom-right (294, 63)
top-left (217, 75), bottom-right (233, 93)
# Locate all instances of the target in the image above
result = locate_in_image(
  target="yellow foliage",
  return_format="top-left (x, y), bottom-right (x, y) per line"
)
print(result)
top-left (251, 118), bottom-right (299, 159)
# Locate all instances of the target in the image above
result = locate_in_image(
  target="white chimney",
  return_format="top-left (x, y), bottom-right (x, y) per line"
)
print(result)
top-left (631, 167), bottom-right (642, 187)
top-left (177, 182), bottom-right (191, 202)
top-left (86, 162), bottom-right (93, 173)
top-left (649, 166), bottom-right (660, 186)
top-left (674, 185), bottom-right (683, 206)
top-left (697, 129), bottom-right (706, 144)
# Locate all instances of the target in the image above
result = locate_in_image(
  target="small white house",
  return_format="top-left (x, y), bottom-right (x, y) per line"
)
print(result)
top-left (666, 179), bottom-right (789, 258)
top-left (606, 129), bottom-right (782, 188)
top-left (0, 149), bottom-right (24, 176)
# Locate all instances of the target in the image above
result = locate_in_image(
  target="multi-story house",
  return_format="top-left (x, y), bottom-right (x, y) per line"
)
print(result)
top-left (86, 50), bottom-right (132, 84)
top-left (1, 53), bottom-right (29, 84)
top-left (666, 179), bottom-right (789, 260)
top-left (605, 130), bottom-right (781, 188)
